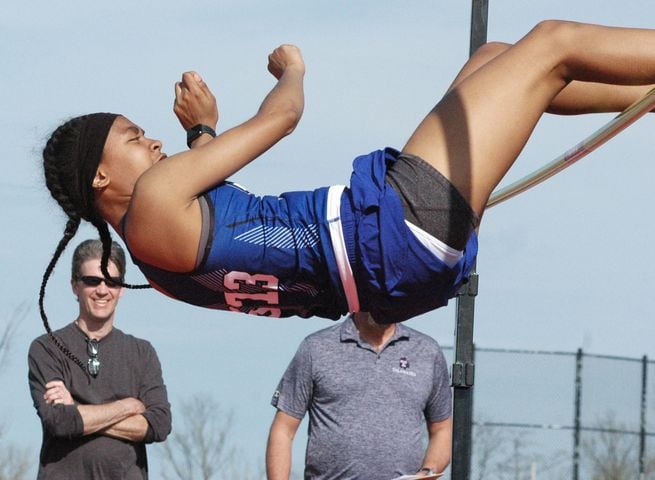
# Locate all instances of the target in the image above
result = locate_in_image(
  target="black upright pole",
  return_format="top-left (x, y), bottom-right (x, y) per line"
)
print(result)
top-left (451, 273), bottom-right (478, 480)
top-left (469, 0), bottom-right (489, 57)
top-left (572, 348), bottom-right (583, 480)
top-left (451, 3), bottom-right (488, 479)
top-left (639, 355), bottom-right (648, 479)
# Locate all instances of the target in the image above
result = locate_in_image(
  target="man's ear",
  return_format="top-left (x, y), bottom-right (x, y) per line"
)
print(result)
top-left (71, 278), bottom-right (80, 299)
top-left (93, 169), bottom-right (110, 189)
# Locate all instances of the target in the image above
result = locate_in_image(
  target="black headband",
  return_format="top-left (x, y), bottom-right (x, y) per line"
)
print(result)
top-left (74, 113), bottom-right (119, 220)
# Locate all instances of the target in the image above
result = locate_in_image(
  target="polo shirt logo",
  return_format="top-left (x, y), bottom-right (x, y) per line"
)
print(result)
top-left (392, 357), bottom-right (417, 377)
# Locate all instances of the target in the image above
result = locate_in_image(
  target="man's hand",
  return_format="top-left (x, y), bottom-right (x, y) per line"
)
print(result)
top-left (119, 397), bottom-right (146, 416)
top-left (44, 380), bottom-right (74, 406)
top-left (174, 71), bottom-right (219, 131)
top-left (77, 397), bottom-right (146, 436)
top-left (267, 44), bottom-right (305, 80)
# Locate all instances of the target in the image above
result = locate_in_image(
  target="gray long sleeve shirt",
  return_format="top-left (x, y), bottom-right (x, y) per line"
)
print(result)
top-left (28, 323), bottom-right (172, 479)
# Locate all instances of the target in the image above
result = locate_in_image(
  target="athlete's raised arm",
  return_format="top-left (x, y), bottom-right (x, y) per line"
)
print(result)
top-left (119, 45), bottom-right (305, 271)
top-left (134, 44), bottom-right (305, 207)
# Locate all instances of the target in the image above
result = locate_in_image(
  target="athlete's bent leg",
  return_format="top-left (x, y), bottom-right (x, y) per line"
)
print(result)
top-left (402, 20), bottom-right (655, 217)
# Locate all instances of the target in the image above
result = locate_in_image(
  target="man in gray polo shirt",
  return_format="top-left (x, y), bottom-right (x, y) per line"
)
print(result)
top-left (266, 312), bottom-right (452, 480)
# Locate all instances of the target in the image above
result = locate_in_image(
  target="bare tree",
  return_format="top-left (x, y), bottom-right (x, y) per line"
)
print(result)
top-left (471, 422), bottom-right (568, 480)
top-left (581, 412), bottom-right (654, 480)
top-left (158, 394), bottom-right (262, 480)
top-left (472, 422), bottom-right (510, 480)
top-left (0, 302), bottom-right (24, 374)
top-left (0, 428), bottom-right (30, 480)
top-left (220, 451), bottom-right (267, 480)
top-left (498, 432), bottom-right (542, 480)
top-left (0, 303), bottom-right (32, 480)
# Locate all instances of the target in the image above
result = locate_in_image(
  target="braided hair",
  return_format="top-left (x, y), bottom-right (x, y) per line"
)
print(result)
top-left (41, 113), bottom-right (150, 373)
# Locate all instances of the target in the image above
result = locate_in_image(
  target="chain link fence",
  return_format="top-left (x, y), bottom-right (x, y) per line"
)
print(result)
top-left (440, 346), bottom-right (654, 480)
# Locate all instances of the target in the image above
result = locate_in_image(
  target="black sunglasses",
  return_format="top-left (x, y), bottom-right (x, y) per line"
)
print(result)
top-left (87, 339), bottom-right (100, 377)
top-left (78, 275), bottom-right (122, 288)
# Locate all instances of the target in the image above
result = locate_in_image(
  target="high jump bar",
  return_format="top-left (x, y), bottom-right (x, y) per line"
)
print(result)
top-left (487, 87), bottom-right (655, 208)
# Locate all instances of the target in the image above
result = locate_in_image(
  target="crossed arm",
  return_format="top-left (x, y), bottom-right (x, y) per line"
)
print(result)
top-left (29, 337), bottom-right (171, 444)
top-left (44, 380), bottom-right (148, 442)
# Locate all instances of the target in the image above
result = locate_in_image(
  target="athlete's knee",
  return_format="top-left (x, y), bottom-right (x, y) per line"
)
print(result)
top-left (526, 20), bottom-right (585, 75)
top-left (528, 20), bottom-right (584, 53)
top-left (473, 41), bottom-right (510, 61)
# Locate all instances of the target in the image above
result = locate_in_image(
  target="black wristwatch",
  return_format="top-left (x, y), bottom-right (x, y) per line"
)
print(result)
top-left (186, 124), bottom-right (216, 148)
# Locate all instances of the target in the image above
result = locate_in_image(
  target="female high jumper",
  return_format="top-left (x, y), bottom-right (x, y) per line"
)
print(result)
top-left (41, 20), bottom-right (655, 328)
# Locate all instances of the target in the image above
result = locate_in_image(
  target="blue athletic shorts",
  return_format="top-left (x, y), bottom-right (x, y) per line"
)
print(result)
top-left (340, 148), bottom-right (478, 323)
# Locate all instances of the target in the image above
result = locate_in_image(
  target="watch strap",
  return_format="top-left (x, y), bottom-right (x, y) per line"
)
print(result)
top-left (186, 124), bottom-right (216, 148)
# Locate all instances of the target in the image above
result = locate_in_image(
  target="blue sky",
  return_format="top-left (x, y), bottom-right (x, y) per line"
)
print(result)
top-left (2, 0), bottom-right (655, 477)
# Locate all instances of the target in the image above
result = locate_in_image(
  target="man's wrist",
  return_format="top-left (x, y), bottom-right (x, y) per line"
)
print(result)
top-left (417, 467), bottom-right (435, 476)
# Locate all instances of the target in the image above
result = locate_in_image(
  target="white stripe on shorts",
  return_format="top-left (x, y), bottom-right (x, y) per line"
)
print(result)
top-left (405, 220), bottom-right (464, 268)
top-left (327, 185), bottom-right (360, 313)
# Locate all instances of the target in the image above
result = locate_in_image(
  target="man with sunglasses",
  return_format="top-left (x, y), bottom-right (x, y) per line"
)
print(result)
top-left (28, 239), bottom-right (171, 479)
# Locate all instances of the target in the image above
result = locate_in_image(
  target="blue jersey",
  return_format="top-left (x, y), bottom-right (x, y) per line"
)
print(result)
top-left (130, 182), bottom-right (348, 320)
top-left (127, 149), bottom-right (478, 323)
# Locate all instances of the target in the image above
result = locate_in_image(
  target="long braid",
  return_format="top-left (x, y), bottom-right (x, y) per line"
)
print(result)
top-left (41, 117), bottom-right (94, 374)
top-left (38, 217), bottom-right (87, 373)
top-left (41, 113), bottom-right (150, 375)
top-left (92, 217), bottom-right (151, 289)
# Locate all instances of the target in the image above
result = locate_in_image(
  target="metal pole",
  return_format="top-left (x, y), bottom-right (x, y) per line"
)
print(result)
top-left (451, 2), bottom-right (488, 479)
top-left (572, 348), bottom-right (583, 480)
top-left (451, 278), bottom-right (477, 480)
top-left (469, 0), bottom-right (489, 57)
top-left (639, 355), bottom-right (648, 479)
